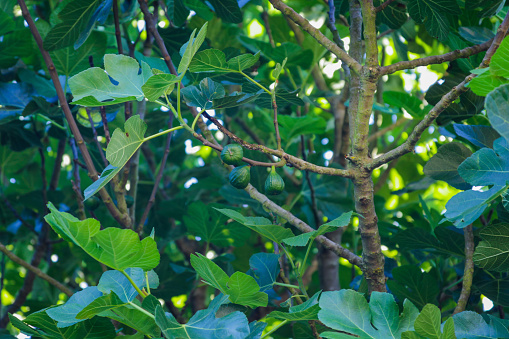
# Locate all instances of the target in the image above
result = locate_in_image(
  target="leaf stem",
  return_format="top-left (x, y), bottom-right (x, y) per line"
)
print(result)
top-left (145, 271), bottom-right (151, 295)
top-left (191, 108), bottom-right (207, 131)
top-left (261, 320), bottom-right (288, 339)
top-left (300, 240), bottom-right (315, 277)
top-left (128, 301), bottom-right (154, 319)
top-left (240, 71), bottom-right (272, 95)
top-left (121, 270), bottom-right (148, 298)
top-left (143, 125), bottom-right (183, 142)
top-left (273, 282), bottom-right (301, 289)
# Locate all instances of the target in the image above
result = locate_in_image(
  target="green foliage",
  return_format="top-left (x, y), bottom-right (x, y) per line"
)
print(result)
top-left (5, 1), bottom-right (509, 338)
top-left (44, 203), bottom-right (160, 271)
top-left (318, 290), bottom-right (419, 338)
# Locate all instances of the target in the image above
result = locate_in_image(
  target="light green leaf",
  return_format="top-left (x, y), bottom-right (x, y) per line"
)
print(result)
top-left (473, 223), bottom-right (509, 272)
top-left (179, 22), bottom-right (208, 74)
top-left (486, 83), bottom-right (509, 143)
top-left (189, 49), bottom-right (229, 73)
top-left (468, 73), bottom-right (509, 97)
top-left (410, 304), bottom-right (452, 339)
top-left (489, 36), bottom-right (509, 78)
top-left (106, 115), bottom-right (147, 167)
top-left (46, 286), bottom-right (103, 327)
top-left (190, 253), bottom-right (229, 291)
top-left (227, 52), bottom-right (260, 72)
top-left (283, 211), bottom-right (353, 247)
top-left (269, 291), bottom-right (321, 321)
top-left (214, 208), bottom-right (294, 244)
top-left (69, 54), bottom-right (151, 106)
top-left (191, 254), bottom-right (268, 308)
top-left (319, 290), bottom-right (419, 338)
top-left (101, 301), bottom-right (160, 337)
top-left (76, 292), bottom-right (126, 320)
top-left (43, 0), bottom-right (101, 51)
top-left (83, 165), bottom-right (119, 200)
top-left (141, 73), bottom-right (179, 101)
top-left (225, 272), bottom-right (268, 308)
top-left (44, 202), bottom-right (160, 271)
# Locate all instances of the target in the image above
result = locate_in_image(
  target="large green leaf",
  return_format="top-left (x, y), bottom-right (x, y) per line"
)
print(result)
top-left (444, 184), bottom-right (508, 228)
top-left (208, 0), bottom-right (242, 23)
top-left (43, 0), bottom-right (101, 51)
top-left (69, 54), bottom-right (151, 106)
top-left (44, 202), bottom-right (160, 271)
top-left (167, 0), bottom-right (190, 27)
top-left (46, 287), bottom-right (103, 327)
top-left (96, 268), bottom-right (159, 303)
top-left (178, 23), bottom-right (208, 74)
top-left (453, 124), bottom-right (500, 149)
top-left (141, 73), bottom-right (179, 102)
top-left (76, 293), bottom-right (125, 320)
top-left (392, 226), bottom-right (465, 256)
top-left (318, 290), bottom-right (419, 338)
top-left (387, 266), bottom-right (440, 309)
top-left (453, 312), bottom-right (509, 338)
top-left (184, 202), bottom-right (250, 247)
top-left (278, 115), bottom-right (327, 143)
top-left (191, 253), bottom-right (268, 308)
top-left (154, 294), bottom-right (251, 338)
top-left (473, 223), bottom-right (509, 272)
top-left (407, 0), bottom-right (461, 41)
top-left (246, 253), bottom-right (280, 292)
top-left (106, 115), bottom-right (147, 167)
top-left (401, 304), bottom-right (456, 339)
top-left (189, 49), bottom-right (259, 74)
top-left (51, 31), bottom-right (107, 77)
top-left (486, 83), bottom-right (509, 143)
top-left (423, 142), bottom-right (473, 190)
top-left (458, 138), bottom-right (509, 187)
top-left (15, 310), bottom-right (116, 339)
top-left (283, 211), bottom-right (353, 247)
top-left (468, 72), bottom-right (509, 96)
top-left (214, 208), bottom-right (294, 243)
top-left (181, 78), bottom-right (225, 109)
top-left (100, 301), bottom-right (160, 337)
top-left (268, 291), bottom-right (321, 321)
top-left (473, 271), bottom-right (509, 306)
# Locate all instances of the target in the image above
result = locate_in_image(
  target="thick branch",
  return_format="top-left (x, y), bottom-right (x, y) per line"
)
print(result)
top-left (453, 224), bottom-right (474, 315)
top-left (245, 185), bottom-right (362, 267)
top-left (381, 40), bottom-right (492, 75)
top-left (18, 0), bottom-right (129, 227)
top-left (0, 242), bottom-right (73, 297)
top-left (269, 0), bottom-right (362, 74)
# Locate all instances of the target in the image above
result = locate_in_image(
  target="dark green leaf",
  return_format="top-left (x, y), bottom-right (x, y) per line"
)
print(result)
top-left (407, 0), bottom-right (460, 41)
top-left (453, 124), bottom-right (500, 148)
top-left (387, 266), bottom-right (440, 309)
top-left (209, 0), bottom-right (242, 23)
top-left (181, 78), bottom-right (225, 109)
top-left (473, 223), bottom-right (509, 272)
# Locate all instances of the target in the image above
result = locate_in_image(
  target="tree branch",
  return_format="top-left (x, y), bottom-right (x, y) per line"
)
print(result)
top-left (381, 39), bottom-right (493, 75)
top-left (268, 0), bottom-right (362, 74)
top-left (453, 224), bottom-right (474, 315)
top-left (245, 185), bottom-right (363, 267)
top-left (197, 114), bottom-right (354, 178)
top-left (18, 0), bottom-right (130, 227)
top-left (375, 0), bottom-right (397, 12)
top-left (0, 242), bottom-right (73, 297)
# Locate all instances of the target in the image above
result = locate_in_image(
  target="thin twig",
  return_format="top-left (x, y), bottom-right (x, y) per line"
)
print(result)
top-left (0, 242), bottom-right (73, 297)
top-left (49, 138), bottom-right (66, 190)
top-left (453, 224), bottom-right (475, 314)
top-left (375, 0), bottom-right (397, 12)
top-left (381, 39), bottom-right (493, 75)
top-left (87, 109), bottom-right (108, 166)
top-left (137, 114), bottom-right (175, 234)
top-left (245, 184), bottom-right (362, 267)
top-left (70, 138), bottom-right (86, 220)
